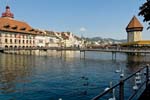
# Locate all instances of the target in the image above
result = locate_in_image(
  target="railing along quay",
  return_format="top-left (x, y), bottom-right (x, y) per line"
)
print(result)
top-left (91, 64), bottom-right (150, 100)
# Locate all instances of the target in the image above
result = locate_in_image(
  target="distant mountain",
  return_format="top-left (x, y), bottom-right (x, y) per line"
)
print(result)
top-left (83, 37), bottom-right (127, 44)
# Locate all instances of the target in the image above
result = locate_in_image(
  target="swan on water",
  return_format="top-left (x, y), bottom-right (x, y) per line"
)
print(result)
top-left (135, 79), bottom-right (142, 84)
top-left (133, 85), bottom-right (138, 90)
top-left (136, 72), bottom-right (141, 76)
top-left (104, 81), bottom-right (112, 92)
top-left (104, 87), bottom-right (110, 92)
top-left (120, 70), bottom-right (124, 78)
top-left (108, 89), bottom-right (116, 100)
top-left (133, 78), bottom-right (138, 91)
top-left (115, 66), bottom-right (121, 73)
top-left (135, 76), bottom-right (141, 80)
top-left (115, 67), bottom-right (124, 78)
top-left (58, 98), bottom-right (62, 100)
top-left (135, 72), bottom-right (142, 84)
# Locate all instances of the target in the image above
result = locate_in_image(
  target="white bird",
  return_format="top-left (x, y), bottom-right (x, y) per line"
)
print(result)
top-left (135, 76), bottom-right (141, 80)
top-left (133, 78), bottom-right (138, 91)
top-left (58, 98), bottom-right (62, 100)
top-left (135, 72), bottom-right (142, 84)
top-left (136, 72), bottom-right (141, 76)
top-left (115, 69), bottom-right (121, 73)
top-left (115, 66), bottom-right (121, 73)
top-left (104, 87), bottom-right (110, 92)
top-left (133, 85), bottom-right (138, 90)
top-left (120, 69), bottom-right (124, 78)
top-left (108, 89), bottom-right (116, 100)
top-left (104, 82), bottom-right (112, 92)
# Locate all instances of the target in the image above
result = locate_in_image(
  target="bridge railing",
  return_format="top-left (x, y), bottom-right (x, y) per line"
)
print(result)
top-left (92, 64), bottom-right (150, 100)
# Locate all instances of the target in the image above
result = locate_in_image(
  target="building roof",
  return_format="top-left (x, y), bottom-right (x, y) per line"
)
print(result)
top-left (0, 17), bottom-right (36, 34)
top-left (126, 16), bottom-right (143, 32)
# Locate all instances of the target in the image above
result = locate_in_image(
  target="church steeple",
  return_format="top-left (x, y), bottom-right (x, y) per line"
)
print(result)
top-left (1, 6), bottom-right (14, 18)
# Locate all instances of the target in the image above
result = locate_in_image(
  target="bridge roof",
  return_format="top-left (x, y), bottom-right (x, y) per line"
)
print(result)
top-left (121, 40), bottom-right (150, 46)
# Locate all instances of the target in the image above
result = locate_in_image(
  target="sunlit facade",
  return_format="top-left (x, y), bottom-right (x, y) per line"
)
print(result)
top-left (0, 6), bottom-right (81, 49)
top-left (0, 6), bottom-right (42, 48)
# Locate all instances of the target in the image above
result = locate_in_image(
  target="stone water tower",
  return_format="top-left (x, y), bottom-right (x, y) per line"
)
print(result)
top-left (126, 16), bottom-right (143, 43)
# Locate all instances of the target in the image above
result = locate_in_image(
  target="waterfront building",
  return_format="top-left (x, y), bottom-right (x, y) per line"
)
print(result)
top-left (34, 29), bottom-right (47, 47)
top-left (60, 32), bottom-right (81, 47)
top-left (45, 31), bottom-right (61, 47)
top-left (0, 6), bottom-right (40, 48)
top-left (0, 6), bottom-right (81, 49)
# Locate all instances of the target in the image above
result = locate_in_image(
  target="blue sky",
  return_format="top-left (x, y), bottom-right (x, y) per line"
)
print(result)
top-left (0, 0), bottom-right (149, 40)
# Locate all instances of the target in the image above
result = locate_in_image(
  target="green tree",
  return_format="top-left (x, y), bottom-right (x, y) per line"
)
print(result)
top-left (139, 0), bottom-right (150, 29)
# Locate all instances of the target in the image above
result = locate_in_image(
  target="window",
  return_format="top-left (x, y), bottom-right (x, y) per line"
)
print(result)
top-left (10, 39), bottom-right (12, 43)
top-left (10, 34), bottom-right (12, 38)
top-left (5, 39), bottom-right (7, 43)
top-left (15, 39), bottom-right (17, 43)
top-left (19, 40), bottom-right (21, 44)
top-left (33, 40), bottom-right (35, 44)
top-left (39, 40), bottom-right (43, 43)
top-left (23, 40), bottom-right (24, 43)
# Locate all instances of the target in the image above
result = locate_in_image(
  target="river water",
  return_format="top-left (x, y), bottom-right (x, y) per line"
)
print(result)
top-left (0, 51), bottom-right (149, 100)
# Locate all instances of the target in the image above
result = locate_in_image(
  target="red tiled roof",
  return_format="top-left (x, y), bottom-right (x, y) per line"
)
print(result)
top-left (0, 17), bottom-right (36, 34)
top-left (0, 6), bottom-right (44, 35)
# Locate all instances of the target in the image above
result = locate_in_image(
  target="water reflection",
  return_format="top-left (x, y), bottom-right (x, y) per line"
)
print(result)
top-left (0, 54), bottom-right (35, 95)
top-left (0, 52), bottom-right (149, 100)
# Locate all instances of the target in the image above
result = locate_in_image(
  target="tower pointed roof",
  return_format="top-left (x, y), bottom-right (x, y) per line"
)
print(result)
top-left (126, 16), bottom-right (143, 32)
top-left (2, 6), bottom-right (14, 18)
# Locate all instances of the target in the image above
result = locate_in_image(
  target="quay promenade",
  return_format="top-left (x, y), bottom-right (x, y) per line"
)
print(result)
top-left (138, 84), bottom-right (150, 100)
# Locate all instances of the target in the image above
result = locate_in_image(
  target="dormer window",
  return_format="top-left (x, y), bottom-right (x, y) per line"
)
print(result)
top-left (3, 24), bottom-right (10, 28)
top-left (29, 29), bottom-right (34, 32)
top-left (12, 25), bottom-right (18, 30)
top-left (20, 27), bottom-right (26, 30)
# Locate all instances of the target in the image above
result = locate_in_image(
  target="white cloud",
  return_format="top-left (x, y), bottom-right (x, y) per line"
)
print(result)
top-left (80, 27), bottom-right (87, 32)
